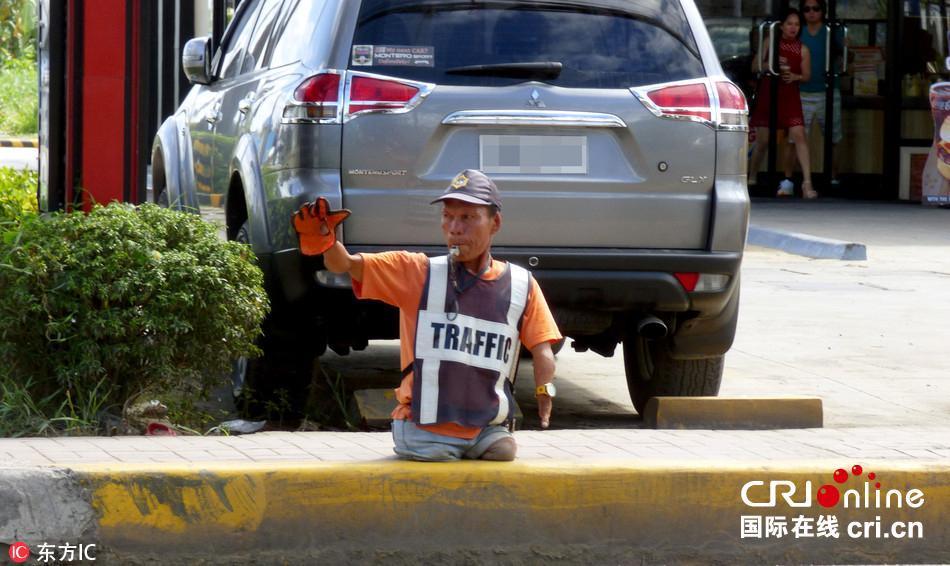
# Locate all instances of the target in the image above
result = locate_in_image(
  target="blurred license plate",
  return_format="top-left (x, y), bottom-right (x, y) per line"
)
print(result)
top-left (479, 135), bottom-right (587, 174)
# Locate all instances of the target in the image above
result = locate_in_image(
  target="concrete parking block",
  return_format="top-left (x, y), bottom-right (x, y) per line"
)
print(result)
top-left (748, 225), bottom-right (867, 260)
top-left (643, 396), bottom-right (824, 429)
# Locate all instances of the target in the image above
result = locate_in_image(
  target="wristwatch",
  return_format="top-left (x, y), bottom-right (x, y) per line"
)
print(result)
top-left (535, 382), bottom-right (556, 398)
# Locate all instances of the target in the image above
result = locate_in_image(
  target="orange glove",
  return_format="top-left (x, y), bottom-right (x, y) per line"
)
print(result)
top-left (292, 197), bottom-right (351, 256)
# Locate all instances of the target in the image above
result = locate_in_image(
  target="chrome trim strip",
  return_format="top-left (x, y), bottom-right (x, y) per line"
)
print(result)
top-left (442, 110), bottom-right (626, 128)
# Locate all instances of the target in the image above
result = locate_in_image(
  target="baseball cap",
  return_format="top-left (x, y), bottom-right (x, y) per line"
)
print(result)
top-left (430, 169), bottom-right (502, 209)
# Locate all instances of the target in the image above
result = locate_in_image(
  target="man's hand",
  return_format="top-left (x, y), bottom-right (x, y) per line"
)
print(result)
top-left (293, 197), bottom-right (351, 256)
top-left (530, 341), bottom-right (556, 429)
top-left (537, 393), bottom-right (552, 429)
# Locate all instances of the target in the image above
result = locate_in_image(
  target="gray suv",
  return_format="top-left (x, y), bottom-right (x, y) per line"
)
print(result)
top-left (151, 0), bottom-right (750, 414)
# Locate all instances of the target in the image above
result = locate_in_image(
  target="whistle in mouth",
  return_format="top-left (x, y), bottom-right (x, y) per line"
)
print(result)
top-left (449, 246), bottom-right (460, 257)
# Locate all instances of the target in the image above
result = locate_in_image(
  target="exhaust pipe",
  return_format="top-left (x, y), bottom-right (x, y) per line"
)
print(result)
top-left (637, 315), bottom-right (668, 340)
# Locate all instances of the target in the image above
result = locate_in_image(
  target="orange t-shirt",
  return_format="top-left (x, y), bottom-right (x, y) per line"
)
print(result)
top-left (352, 251), bottom-right (562, 439)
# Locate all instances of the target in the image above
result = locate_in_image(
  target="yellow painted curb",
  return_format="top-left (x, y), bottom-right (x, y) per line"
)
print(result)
top-left (71, 460), bottom-right (950, 563)
top-left (643, 396), bottom-right (823, 429)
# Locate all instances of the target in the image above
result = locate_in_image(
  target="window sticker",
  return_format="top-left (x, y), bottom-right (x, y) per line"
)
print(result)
top-left (352, 45), bottom-right (374, 66)
top-left (352, 45), bottom-right (435, 67)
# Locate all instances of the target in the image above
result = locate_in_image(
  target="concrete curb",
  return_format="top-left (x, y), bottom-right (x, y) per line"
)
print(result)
top-left (0, 468), bottom-right (98, 546)
top-left (2, 460), bottom-right (944, 564)
top-left (748, 225), bottom-right (868, 260)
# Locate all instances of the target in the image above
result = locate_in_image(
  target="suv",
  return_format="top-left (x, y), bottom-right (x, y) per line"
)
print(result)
top-left (151, 0), bottom-right (749, 414)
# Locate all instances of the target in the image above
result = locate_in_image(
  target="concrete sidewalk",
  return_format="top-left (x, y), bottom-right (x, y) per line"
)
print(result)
top-left (1, 427), bottom-right (948, 465)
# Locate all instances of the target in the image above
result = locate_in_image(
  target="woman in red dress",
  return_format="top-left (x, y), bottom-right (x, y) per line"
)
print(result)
top-left (749, 8), bottom-right (817, 199)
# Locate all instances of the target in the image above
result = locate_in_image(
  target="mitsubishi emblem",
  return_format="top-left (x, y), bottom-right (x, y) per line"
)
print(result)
top-left (527, 89), bottom-right (546, 108)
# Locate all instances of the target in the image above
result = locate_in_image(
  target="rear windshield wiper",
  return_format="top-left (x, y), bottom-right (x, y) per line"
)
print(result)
top-left (445, 62), bottom-right (563, 79)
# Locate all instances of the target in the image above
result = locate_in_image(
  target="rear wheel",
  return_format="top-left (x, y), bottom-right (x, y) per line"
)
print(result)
top-left (150, 152), bottom-right (171, 207)
top-left (231, 221), bottom-right (314, 419)
top-left (622, 335), bottom-right (723, 414)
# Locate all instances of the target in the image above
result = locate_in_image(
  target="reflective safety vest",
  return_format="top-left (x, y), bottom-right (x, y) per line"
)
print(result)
top-left (411, 256), bottom-right (530, 427)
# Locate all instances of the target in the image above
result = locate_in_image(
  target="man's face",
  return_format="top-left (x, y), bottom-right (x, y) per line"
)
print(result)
top-left (440, 200), bottom-right (501, 262)
top-left (803, 1), bottom-right (823, 23)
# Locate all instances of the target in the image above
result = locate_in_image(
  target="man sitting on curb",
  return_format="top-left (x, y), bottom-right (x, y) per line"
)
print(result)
top-left (293, 170), bottom-right (562, 461)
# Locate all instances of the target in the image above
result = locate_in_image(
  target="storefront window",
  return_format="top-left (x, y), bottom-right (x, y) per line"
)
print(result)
top-left (838, 0), bottom-right (886, 18)
top-left (696, 0), bottom-right (950, 198)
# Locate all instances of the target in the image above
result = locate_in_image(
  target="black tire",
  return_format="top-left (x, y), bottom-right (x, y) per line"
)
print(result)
top-left (155, 184), bottom-right (169, 207)
top-left (231, 221), bottom-right (314, 418)
top-left (151, 154), bottom-right (170, 207)
top-left (622, 336), bottom-right (723, 414)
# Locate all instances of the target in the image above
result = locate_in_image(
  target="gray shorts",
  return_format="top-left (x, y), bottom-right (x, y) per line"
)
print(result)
top-left (791, 90), bottom-right (843, 144)
top-left (392, 419), bottom-right (512, 462)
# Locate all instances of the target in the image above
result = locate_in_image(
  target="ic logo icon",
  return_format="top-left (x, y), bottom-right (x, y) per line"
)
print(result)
top-left (9, 542), bottom-right (30, 563)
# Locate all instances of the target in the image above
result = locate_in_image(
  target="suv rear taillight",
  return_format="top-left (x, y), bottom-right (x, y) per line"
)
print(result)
top-left (282, 72), bottom-right (342, 123)
top-left (348, 76), bottom-right (419, 114)
top-left (645, 83), bottom-right (711, 122)
top-left (344, 72), bottom-right (434, 121)
top-left (631, 79), bottom-right (748, 131)
top-left (283, 71), bottom-right (433, 124)
top-left (715, 81), bottom-right (749, 129)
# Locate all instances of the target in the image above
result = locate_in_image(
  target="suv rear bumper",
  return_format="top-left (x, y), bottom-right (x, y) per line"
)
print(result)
top-left (488, 247), bottom-right (741, 315)
top-left (262, 245), bottom-right (742, 357)
top-left (267, 245), bottom-right (740, 312)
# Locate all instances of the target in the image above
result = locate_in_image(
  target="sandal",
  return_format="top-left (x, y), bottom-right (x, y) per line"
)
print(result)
top-left (802, 180), bottom-right (819, 200)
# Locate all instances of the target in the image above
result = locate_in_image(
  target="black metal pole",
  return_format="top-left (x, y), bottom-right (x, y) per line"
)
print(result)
top-left (212, 0), bottom-right (227, 54)
top-left (39, 0), bottom-right (67, 212)
top-left (824, 2), bottom-right (838, 193)
top-left (767, 73), bottom-right (779, 179)
top-left (883, 0), bottom-right (902, 199)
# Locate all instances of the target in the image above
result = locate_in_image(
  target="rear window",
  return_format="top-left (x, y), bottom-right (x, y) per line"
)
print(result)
top-left (349, 0), bottom-right (705, 88)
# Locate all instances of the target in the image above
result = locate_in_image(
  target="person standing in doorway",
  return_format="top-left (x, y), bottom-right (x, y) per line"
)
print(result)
top-left (778, 0), bottom-right (844, 194)
top-left (749, 8), bottom-right (817, 199)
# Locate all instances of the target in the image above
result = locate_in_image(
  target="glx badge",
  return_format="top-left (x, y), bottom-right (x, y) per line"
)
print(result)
top-left (681, 175), bottom-right (709, 184)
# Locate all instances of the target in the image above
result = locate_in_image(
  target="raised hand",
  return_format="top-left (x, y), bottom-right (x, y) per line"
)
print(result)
top-left (292, 197), bottom-right (351, 256)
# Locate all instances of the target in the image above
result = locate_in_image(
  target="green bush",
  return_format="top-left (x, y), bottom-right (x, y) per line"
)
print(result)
top-left (0, 165), bottom-right (37, 222)
top-left (0, 53), bottom-right (37, 135)
top-left (0, 0), bottom-right (36, 62)
top-left (0, 203), bottom-right (269, 435)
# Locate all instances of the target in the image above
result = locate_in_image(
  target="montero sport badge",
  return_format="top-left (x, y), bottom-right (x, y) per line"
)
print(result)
top-left (347, 169), bottom-right (408, 176)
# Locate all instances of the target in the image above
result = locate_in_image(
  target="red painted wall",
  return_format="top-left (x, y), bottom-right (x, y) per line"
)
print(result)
top-left (81, 0), bottom-right (127, 208)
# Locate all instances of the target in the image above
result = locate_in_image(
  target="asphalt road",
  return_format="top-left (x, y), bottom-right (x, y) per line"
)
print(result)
top-left (325, 236), bottom-right (950, 431)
